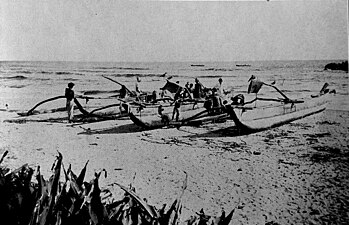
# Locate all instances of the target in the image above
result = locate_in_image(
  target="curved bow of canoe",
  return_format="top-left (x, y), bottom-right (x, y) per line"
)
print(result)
top-left (226, 93), bottom-right (331, 133)
top-left (129, 112), bottom-right (154, 129)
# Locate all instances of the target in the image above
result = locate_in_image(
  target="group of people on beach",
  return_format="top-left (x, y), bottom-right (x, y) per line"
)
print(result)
top-left (173, 77), bottom-right (227, 100)
top-left (168, 77), bottom-right (230, 122)
top-left (156, 77), bottom-right (228, 123)
top-left (63, 76), bottom-right (231, 123)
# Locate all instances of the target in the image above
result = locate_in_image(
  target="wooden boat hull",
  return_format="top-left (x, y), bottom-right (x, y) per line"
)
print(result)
top-left (129, 106), bottom-right (229, 130)
top-left (226, 94), bottom-right (330, 133)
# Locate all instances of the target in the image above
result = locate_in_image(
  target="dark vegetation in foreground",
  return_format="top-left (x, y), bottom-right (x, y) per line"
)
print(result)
top-left (0, 151), bottom-right (235, 225)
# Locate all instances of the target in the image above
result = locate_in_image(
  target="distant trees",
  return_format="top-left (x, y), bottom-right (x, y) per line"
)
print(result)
top-left (324, 61), bottom-right (348, 72)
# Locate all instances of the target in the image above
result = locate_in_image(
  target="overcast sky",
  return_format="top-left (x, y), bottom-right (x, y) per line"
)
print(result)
top-left (0, 0), bottom-right (347, 62)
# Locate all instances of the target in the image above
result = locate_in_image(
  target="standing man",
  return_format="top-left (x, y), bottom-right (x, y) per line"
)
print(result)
top-left (215, 78), bottom-right (225, 97)
top-left (193, 78), bottom-right (203, 99)
top-left (172, 98), bottom-right (181, 121)
top-left (65, 82), bottom-right (75, 123)
top-left (135, 77), bottom-right (142, 96)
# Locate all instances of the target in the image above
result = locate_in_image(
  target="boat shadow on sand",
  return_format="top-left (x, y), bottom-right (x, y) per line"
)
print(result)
top-left (174, 121), bottom-right (252, 138)
top-left (3, 115), bottom-right (145, 135)
top-left (180, 126), bottom-right (256, 138)
top-left (76, 123), bottom-right (144, 135)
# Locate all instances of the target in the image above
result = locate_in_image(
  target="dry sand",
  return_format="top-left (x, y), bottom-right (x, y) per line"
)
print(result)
top-left (0, 106), bottom-right (348, 224)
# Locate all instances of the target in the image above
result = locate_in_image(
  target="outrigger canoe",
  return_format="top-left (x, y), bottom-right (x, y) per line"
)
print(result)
top-left (226, 91), bottom-right (331, 134)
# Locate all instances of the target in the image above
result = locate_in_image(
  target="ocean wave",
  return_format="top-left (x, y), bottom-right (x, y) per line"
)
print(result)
top-left (93, 66), bottom-right (150, 70)
top-left (195, 75), bottom-right (236, 78)
top-left (56, 71), bottom-right (74, 75)
top-left (202, 68), bottom-right (215, 71)
top-left (214, 68), bottom-right (236, 72)
top-left (63, 78), bottom-right (79, 81)
top-left (73, 73), bottom-right (85, 76)
top-left (56, 71), bottom-right (85, 76)
top-left (9, 66), bottom-right (30, 70)
top-left (16, 70), bottom-right (32, 74)
top-left (110, 73), bottom-right (163, 78)
top-left (77, 70), bottom-right (106, 73)
top-left (39, 71), bottom-right (54, 74)
top-left (201, 68), bottom-right (238, 72)
top-left (8, 85), bottom-right (27, 88)
top-left (0, 75), bottom-right (28, 80)
top-left (35, 78), bottom-right (51, 81)
top-left (83, 90), bottom-right (119, 95)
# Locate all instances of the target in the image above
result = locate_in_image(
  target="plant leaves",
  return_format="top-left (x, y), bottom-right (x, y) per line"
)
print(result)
top-left (114, 182), bottom-right (159, 219)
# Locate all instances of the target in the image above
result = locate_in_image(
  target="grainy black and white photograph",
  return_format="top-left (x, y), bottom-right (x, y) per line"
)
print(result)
top-left (0, 0), bottom-right (348, 224)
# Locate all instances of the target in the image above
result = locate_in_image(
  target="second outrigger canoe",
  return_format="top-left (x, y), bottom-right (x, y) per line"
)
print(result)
top-left (129, 108), bottom-right (229, 129)
top-left (130, 82), bottom-right (333, 131)
top-left (129, 101), bottom-right (230, 129)
top-left (225, 87), bottom-right (332, 134)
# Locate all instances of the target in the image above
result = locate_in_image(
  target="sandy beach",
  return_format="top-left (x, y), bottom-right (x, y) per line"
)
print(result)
top-left (1, 100), bottom-right (348, 224)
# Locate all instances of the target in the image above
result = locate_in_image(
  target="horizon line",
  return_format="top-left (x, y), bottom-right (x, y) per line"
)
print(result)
top-left (0, 58), bottom-right (347, 63)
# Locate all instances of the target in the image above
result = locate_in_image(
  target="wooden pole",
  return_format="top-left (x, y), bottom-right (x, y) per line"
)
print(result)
top-left (102, 75), bottom-right (135, 97)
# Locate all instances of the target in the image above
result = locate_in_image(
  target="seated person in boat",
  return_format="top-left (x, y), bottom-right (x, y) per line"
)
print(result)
top-left (174, 84), bottom-right (186, 101)
top-left (211, 88), bottom-right (224, 114)
top-left (183, 82), bottom-right (193, 98)
top-left (173, 88), bottom-right (181, 101)
top-left (135, 76), bottom-right (144, 99)
top-left (119, 85), bottom-right (127, 99)
top-left (160, 89), bottom-right (172, 102)
top-left (203, 90), bottom-right (213, 111)
top-left (189, 83), bottom-right (194, 93)
top-left (145, 90), bottom-right (158, 103)
top-left (183, 83), bottom-right (192, 99)
top-left (231, 94), bottom-right (245, 105)
top-left (214, 78), bottom-right (224, 96)
top-left (119, 102), bottom-right (130, 114)
top-left (158, 105), bottom-right (170, 125)
top-left (151, 90), bottom-right (158, 103)
top-left (185, 82), bottom-right (190, 90)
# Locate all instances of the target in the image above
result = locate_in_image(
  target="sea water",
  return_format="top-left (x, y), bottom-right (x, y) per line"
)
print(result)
top-left (0, 60), bottom-right (348, 113)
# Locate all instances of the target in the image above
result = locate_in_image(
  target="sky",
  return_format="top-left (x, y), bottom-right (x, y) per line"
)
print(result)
top-left (0, 0), bottom-right (347, 62)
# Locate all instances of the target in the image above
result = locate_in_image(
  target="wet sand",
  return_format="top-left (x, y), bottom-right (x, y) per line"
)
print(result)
top-left (0, 106), bottom-right (348, 224)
